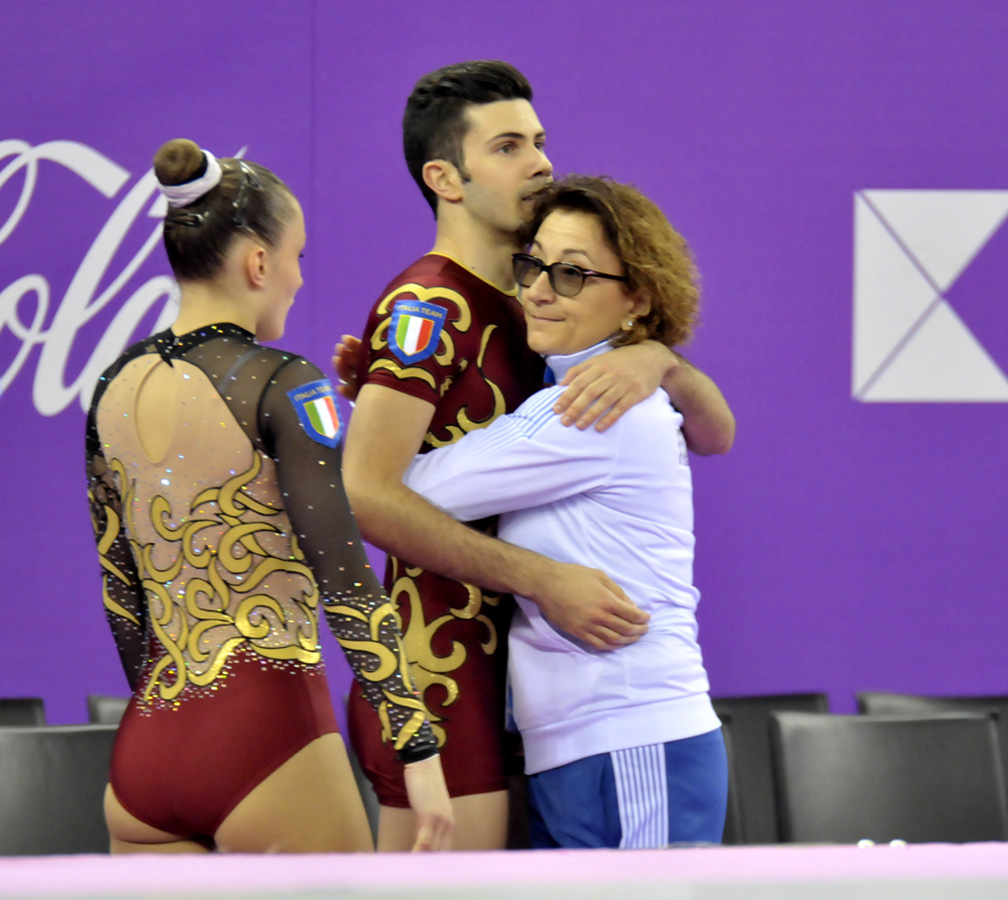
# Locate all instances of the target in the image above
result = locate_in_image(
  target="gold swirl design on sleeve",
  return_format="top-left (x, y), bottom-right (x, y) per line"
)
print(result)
top-left (92, 459), bottom-right (143, 627)
top-left (327, 598), bottom-right (432, 748)
top-left (377, 696), bottom-right (433, 751)
top-left (376, 283), bottom-right (473, 331)
top-left (102, 585), bottom-right (141, 627)
top-left (95, 503), bottom-right (123, 558)
top-left (326, 601), bottom-right (401, 682)
top-left (368, 283), bottom-right (470, 386)
top-left (385, 704), bottom-right (430, 751)
top-left (369, 358), bottom-right (437, 389)
top-left (93, 495), bottom-right (143, 626)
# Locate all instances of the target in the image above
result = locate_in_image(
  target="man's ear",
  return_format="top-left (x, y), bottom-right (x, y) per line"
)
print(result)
top-left (244, 244), bottom-right (267, 288)
top-left (423, 159), bottom-right (464, 204)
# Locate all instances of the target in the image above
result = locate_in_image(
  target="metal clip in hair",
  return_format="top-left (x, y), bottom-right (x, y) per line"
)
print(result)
top-left (170, 210), bottom-right (210, 228)
top-left (231, 161), bottom-right (262, 230)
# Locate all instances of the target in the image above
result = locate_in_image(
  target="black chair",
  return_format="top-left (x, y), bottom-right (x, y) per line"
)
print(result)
top-left (717, 713), bottom-right (744, 844)
top-left (770, 711), bottom-right (1008, 844)
top-left (857, 691), bottom-right (1008, 785)
top-left (0, 697), bottom-right (46, 726)
top-left (711, 692), bottom-right (829, 843)
top-left (87, 693), bottom-right (130, 725)
top-left (0, 725), bottom-right (117, 855)
top-left (505, 771), bottom-right (531, 849)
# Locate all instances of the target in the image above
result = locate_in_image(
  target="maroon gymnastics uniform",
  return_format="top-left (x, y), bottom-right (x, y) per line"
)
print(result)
top-left (348, 254), bottom-right (543, 806)
top-left (87, 324), bottom-right (435, 839)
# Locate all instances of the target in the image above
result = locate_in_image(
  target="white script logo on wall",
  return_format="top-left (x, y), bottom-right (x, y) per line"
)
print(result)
top-left (0, 140), bottom-right (179, 416)
top-left (852, 190), bottom-right (1008, 402)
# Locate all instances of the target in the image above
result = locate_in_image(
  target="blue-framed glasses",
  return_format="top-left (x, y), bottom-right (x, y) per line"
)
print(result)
top-left (512, 253), bottom-right (628, 298)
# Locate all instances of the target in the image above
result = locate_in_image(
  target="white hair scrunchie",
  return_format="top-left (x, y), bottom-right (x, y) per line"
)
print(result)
top-left (157, 150), bottom-right (223, 208)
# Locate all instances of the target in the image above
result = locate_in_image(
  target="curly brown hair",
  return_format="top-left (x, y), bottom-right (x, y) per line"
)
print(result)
top-left (522, 175), bottom-right (699, 348)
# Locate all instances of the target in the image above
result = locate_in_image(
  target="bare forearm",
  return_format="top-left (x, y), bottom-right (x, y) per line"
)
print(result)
top-left (664, 353), bottom-right (735, 455)
top-left (342, 384), bottom-right (648, 648)
top-left (348, 479), bottom-right (553, 597)
top-left (347, 477), bottom-right (647, 649)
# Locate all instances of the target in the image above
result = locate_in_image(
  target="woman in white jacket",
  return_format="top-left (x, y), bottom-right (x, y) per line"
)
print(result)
top-left (403, 175), bottom-right (728, 849)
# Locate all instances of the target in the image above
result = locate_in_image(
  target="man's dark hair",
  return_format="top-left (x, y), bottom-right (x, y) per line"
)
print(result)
top-left (403, 60), bottom-right (533, 214)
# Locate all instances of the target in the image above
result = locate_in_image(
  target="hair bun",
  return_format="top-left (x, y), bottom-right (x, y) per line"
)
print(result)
top-left (154, 139), bottom-right (207, 186)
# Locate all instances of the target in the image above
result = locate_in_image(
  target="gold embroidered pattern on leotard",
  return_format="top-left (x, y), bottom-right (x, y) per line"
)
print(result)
top-left (108, 450), bottom-right (322, 702)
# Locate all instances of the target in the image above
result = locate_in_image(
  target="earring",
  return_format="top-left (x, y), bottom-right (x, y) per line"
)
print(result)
top-left (621, 318), bottom-right (636, 332)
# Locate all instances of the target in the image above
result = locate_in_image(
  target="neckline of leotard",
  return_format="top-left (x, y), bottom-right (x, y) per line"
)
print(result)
top-left (148, 322), bottom-right (256, 364)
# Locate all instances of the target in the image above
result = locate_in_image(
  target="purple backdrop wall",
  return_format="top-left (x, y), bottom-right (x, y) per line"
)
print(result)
top-left (2, 1), bottom-right (1005, 726)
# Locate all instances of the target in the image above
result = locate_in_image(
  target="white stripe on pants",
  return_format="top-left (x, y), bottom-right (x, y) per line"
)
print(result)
top-left (611, 743), bottom-right (669, 848)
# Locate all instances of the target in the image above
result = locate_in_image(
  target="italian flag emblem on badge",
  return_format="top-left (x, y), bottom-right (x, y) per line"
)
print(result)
top-left (389, 298), bottom-right (447, 365)
top-left (287, 379), bottom-right (342, 448)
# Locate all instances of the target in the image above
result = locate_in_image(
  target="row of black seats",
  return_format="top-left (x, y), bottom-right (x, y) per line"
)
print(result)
top-left (2, 691), bottom-right (1006, 853)
top-left (0, 695), bottom-right (129, 727)
top-left (0, 695), bottom-right (129, 854)
top-left (716, 692), bottom-right (1008, 845)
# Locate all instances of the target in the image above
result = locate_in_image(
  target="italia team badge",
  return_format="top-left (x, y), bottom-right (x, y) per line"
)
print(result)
top-left (388, 298), bottom-right (447, 365)
top-left (287, 379), bottom-right (342, 448)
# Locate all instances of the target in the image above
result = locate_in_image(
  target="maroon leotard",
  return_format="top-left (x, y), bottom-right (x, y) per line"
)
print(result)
top-left (347, 254), bottom-right (543, 806)
top-left (87, 323), bottom-right (435, 839)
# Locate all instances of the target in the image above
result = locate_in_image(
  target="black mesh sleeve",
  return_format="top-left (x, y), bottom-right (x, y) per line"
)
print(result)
top-left (260, 356), bottom-right (438, 762)
top-left (85, 399), bottom-right (147, 691)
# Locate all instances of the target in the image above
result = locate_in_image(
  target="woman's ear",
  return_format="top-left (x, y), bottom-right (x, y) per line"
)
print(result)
top-left (244, 243), bottom-right (268, 288)
top-left (423, 159), bottom-right (464, 204)
top-left (629, 290), bottom-right (652, 319)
